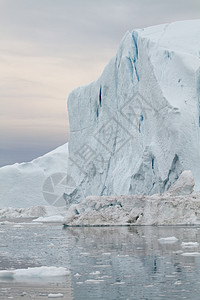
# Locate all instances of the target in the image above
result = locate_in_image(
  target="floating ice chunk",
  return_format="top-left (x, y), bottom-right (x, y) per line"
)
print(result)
top-left (89, 271), bottom-right (101, 275)
top-left (0, 266), bottom-right (70, 281)
top-left (174, 280), bottom-right (182, 285)
top-left (181, 242), bottom-right (199, 248)
top-left (173, 250), bottom-right (183, 254)
top-left (85, 279), bottom-right (104, 284)
top-left (74, 273), bottom-right (81, 278)
top-left (181, 252), bottom-right (200, 256)
top-left (158, 237), bottom-right (178, 244)
top-left (111, 282), bottom-right (126, 285)
top-left (48, 294), bottom-right (64, 298)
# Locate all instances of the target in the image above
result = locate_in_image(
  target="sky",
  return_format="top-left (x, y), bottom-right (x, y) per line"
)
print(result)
top-left (0, 0), bottom-right (199, 166)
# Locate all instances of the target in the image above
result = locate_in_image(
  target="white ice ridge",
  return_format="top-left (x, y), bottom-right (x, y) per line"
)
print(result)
top-left (0, 144), bottom-right (68, 208)
top-left (66, 19), bottom-right (200, 204)
top-left (63, 170), bottom-right (200, 226)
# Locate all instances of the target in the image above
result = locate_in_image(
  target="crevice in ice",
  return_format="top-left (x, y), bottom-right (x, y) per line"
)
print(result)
top-left (133, 58), bottom-right (139, 82)
top-left (95, 86), bottom-right (103, 122)
top-left (131, 31), bottom-right (139, 82)
top-left (162, 154), bottom-right (182, 192)
top-left (99, 86), bottom-right (102, 107)
top-left (165, 50), bottom-right (173, 60)
top-left (74, 208), bottom-right (79, 215)
top-left (96, 107), bottom-right (99, 119)
top-left (149, 181), bottom-right (156, 194)
top-left (126, 57), bottom-right (134, 79)
top-left (139, 114), bottom-right (144, 133)
top-left (151, 158), bottom-right (155, 170)
top-left (131, 31), bottom-right (138, 59)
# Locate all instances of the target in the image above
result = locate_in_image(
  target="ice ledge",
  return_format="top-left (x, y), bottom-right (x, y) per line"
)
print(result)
top-left (63, 171), bottom-right (200, 226)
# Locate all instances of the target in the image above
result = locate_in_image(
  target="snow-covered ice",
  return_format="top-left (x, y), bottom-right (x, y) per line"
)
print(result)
top-left (0, 143), bottom-right (68, 208)
top-left (66, 19), bottom-right (200, 204)
top-left (181, 242), bottom-right (199, 248)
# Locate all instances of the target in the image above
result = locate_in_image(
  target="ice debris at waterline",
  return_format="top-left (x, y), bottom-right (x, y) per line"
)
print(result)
top-left (66, 19), bottom-right (200, 205)
top-left (33, 215), bottom-right (64, 223)
top-left (0, 205), bottom-right (67, 219)
top-left (63, 171), bottom-right (200, 226)
top-left (0, 266), bottom-right (70, 281)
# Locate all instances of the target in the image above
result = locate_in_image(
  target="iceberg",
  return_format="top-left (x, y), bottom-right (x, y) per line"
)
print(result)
top-left (66, 20), bottom-right (200, 204)
top-left (0, 144), bottom-right (68, 208)
top-left (1, 20), bottom-right (200, 227)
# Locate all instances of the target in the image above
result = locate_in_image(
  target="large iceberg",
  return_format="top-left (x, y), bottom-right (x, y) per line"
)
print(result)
top-left (66, 20), bottom-right (200, 204)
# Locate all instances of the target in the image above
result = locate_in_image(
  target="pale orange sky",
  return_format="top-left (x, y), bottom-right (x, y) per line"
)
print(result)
top-left (0, 0), bottom-right (199, 166)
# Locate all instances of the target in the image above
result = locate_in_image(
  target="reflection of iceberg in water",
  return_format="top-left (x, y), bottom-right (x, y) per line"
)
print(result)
top-left (63, 226), bottom-right (200, 300)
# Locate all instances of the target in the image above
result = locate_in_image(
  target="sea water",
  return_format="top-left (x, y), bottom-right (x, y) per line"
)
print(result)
top-left (1, 222), bottom-right (200, 299)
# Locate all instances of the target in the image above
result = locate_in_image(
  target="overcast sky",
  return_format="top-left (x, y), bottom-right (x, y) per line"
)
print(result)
top-left (0, 0), bottom-right (199, 166)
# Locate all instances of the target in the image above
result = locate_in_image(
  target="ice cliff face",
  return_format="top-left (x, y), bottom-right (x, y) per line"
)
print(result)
top-left (66, 20), bottom-right (200, 204)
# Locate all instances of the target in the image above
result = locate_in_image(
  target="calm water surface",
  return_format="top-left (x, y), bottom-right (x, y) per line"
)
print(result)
top-left (0, 222), bottom-right (200, 299)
